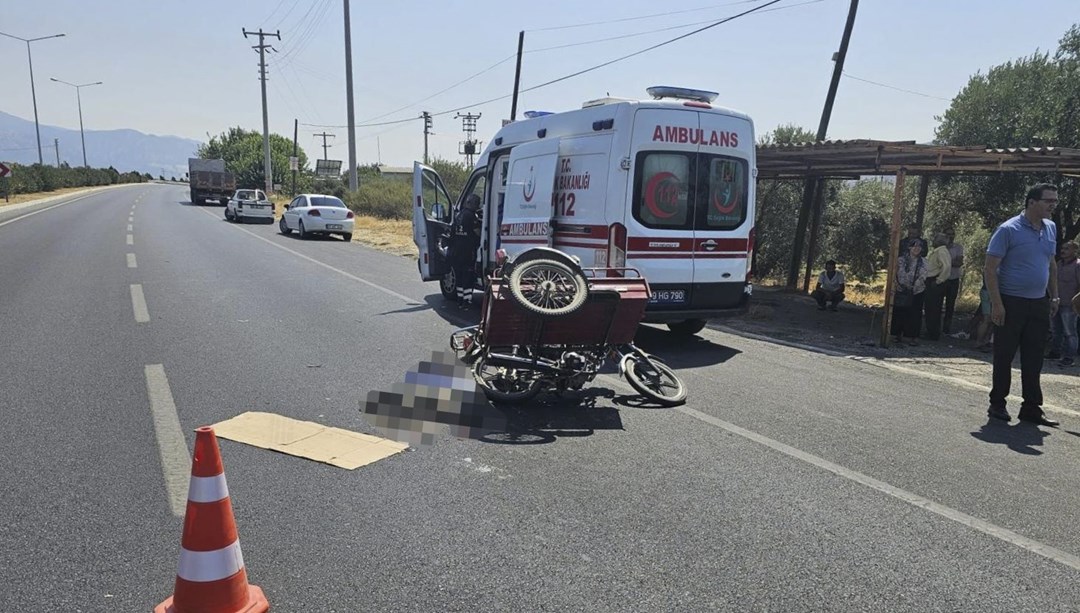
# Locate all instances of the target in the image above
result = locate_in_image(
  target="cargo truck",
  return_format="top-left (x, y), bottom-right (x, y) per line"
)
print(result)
top-left (188, 158), bottom-right (237, 205)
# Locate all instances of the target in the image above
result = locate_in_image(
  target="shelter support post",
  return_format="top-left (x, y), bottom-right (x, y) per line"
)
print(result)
top-left (881, 169), bottom-right (907, 347)
top-left (803, 180), bottom-right (828, 292)
top-left (915, 174), bottom-right (929, 231)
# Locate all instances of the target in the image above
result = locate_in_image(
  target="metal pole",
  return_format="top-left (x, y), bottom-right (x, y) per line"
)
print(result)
top-left (27, 42), bottom-right (44, 165)
top-left (76, 87), bottom-right (87, 167)
top-left (802, 180), bottom-right (827, 291)
top-left (292, 118), bottom-right (298, 197)
top-left (510, 31), bottom-right (525, 122)
top-left (343, 0), bottom-right (358, 191)
top-left (54, 138), bottom-right (60, 167)
top-left (786, 0), bottom-right (860, 288)
top-left (1, 32), bottom-right (64, 165)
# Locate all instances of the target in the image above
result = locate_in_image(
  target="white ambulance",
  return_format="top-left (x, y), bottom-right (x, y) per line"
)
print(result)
top-left (412, 86), bottom-right (756, 336)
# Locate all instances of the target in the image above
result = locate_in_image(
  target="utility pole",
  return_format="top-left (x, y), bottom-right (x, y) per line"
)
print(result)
top-left (422, 112), bottom-right (432, 165)
top-left (292, 118), bottom-right (298, 197)
top-left (456, 112), bottom-right (481, 167)
top-left (1, 31), bottom-right (66, 165)
top-left (343, 0), bottom-right (358, 191)
top-left (50, 78), bottom-right (102, 168)
top-left (54, 138), bottom-right (60, 167)
top-left (243, 27), bottom-right (281, 195)
top-left (510, 31), bottom-right (525, 122)
top-left (313, 131), bottom-right (335, 161)
top-left (786, 0), bottom-right (859, 289)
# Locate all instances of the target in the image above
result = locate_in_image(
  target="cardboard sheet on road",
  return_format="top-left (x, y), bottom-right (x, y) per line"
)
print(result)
top-left (211, 411), bottom-right (408, 469)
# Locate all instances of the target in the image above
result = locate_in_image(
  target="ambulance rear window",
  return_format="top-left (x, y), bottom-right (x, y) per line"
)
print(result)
top-left (632, 151), bottom-right (749, 231)
top-left (635, 153), bottom-right (691, 227)
top-left (703, 156), bottom-right (748, 230)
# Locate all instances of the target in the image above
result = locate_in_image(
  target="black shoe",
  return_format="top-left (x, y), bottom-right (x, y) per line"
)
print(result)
top-left (817, 305), bottom-right (827, 311)
top-left (1018, 413), bottom-right (1060, 427)
top-left (1047, 351), bottom-right (1062, 360)
top-left (829, 305), bottom-right (838, 312)
top-left (987, 406), bottom-right (1011, 422)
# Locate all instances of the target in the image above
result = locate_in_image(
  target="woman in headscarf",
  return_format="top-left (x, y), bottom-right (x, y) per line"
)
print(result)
top-left (891, 241), bottom-right (928, 346)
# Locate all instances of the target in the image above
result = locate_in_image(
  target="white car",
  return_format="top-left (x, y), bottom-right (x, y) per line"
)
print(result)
top-left (225, 189), bottom-right (274, 223)
top-left (279, 193), bottom-right (355, 241)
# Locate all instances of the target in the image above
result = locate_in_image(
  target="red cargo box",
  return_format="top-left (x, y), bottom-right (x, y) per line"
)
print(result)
top-left (480, 269), bottom-right (650, 347)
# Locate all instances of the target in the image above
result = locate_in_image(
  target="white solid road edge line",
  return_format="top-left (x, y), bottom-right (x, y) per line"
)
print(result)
top-left (127, 253), bottom-right (137, 269)
top-left (675, 405), bottom-right (1080, 573)
top-left (144, 364), bottom-right (191, 517)
top-left (710, 324), bottom-right (1080, 419)
top-left (130, 284), bottom-right (150, 323)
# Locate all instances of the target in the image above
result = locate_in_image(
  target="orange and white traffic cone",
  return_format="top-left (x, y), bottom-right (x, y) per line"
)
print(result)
top-left (155, 426), bottom-right (270, 613)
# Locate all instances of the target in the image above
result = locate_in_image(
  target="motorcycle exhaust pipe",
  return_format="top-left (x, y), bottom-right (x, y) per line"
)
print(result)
top-left (484, 352), bottom-right (560, 374)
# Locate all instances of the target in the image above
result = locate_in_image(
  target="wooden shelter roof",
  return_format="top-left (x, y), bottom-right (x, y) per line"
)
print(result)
top-left (756, 139), bottom-right (1080, 179)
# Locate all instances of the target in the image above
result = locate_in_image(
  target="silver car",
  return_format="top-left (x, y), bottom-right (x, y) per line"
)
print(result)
top-left (279, 194), bottom-right (355, 241)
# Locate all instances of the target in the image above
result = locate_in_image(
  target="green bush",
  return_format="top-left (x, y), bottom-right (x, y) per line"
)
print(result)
top-left (343, 176), bottom-right (412, 219)
top-left (2, 162), bottom-right (145, 195)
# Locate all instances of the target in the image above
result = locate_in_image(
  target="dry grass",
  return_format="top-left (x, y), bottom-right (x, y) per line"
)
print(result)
top-left (0, 186), bottom-right (107, 207)
top-left (270, 194), bottom-right (417, 258)
top-left (757, 273), bottom-right (980, 313)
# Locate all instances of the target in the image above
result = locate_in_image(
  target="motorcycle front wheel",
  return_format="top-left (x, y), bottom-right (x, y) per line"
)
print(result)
top-left (621, 355), bottom-right (687, 406)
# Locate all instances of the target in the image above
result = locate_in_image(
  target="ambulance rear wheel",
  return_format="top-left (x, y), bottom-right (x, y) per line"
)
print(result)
top-left (440, 269), bottom-right (457, 300)
top-left (667, 319), bottom-right (707, 336)
top-left (507, 258), bottom-right (588, 317)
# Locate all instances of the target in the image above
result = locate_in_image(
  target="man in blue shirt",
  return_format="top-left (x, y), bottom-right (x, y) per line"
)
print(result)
top-left (984, 183), bottom-right (1061, 426)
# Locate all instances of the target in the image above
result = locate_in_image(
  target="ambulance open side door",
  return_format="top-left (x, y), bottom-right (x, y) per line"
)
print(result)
top-left (412, 161), bottom-right (454, 281)
top-left (498, 138), bottom-right (560, 259)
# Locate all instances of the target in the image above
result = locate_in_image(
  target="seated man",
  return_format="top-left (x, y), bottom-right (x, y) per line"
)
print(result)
top-left (811, 260), bottom-right (846, 311)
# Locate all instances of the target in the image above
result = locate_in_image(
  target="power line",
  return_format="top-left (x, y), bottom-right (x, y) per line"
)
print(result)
top-left (276, 0), bottom-right (333, 67)
top-left (301, 0), bottom-right (785, 129)
top-left (261, 0), bottom-right (292, 27)
top-left (841, 71), bottom-right (952, 102)
top-left (529, 0), bottom-right (764, 32)
top-left (515, 0), bottom-right (785, 96)
top-left (529, 0), bottom-right (824, 53)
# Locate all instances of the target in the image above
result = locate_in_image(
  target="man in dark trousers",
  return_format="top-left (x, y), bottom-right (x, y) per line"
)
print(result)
top-left (449, 194), bottom-right (482, 308)
top-left (984, 183), bottom-right (1061, 426)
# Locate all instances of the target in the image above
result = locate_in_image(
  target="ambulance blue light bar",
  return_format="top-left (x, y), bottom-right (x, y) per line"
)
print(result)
top-left (523, 110), bottom-right (554, 119)
top-left (645, 86), bottom-right (719, 104)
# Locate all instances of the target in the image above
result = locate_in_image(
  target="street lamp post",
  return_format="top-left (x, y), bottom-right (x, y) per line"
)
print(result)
top-left (50, 78), bottom-right (102, 168)
top-left (0, 31), bottom-right (65, 166)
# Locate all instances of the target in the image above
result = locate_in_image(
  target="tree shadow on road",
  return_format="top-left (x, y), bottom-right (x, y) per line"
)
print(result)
top-left (970, 419), bottom-right (1050, 455)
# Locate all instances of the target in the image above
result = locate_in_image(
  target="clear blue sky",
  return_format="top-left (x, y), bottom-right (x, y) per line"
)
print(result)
top-left (2, 0), bottom-right (1077, 168)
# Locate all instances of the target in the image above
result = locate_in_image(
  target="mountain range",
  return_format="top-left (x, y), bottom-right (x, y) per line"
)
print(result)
top-left (0, 111), bottom-right (201, 178)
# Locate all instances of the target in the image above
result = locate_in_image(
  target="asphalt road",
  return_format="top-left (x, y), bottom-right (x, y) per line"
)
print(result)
top-left (2, 184), bottom-right (1079, 612)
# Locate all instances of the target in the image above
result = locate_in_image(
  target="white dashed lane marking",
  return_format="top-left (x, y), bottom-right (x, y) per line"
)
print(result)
top-left (130, 284), bottom-right (150, 323)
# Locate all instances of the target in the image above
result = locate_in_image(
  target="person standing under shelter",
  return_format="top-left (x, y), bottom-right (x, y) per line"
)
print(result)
top-left (891, 241), bottom-right (928, 346)
top-left (923, 232), bottom-right (953, 340)
top-left (943, 228), bottom-right (965, 334)
top-left (1052, 241), bottom-right (1080, 367)
top-left (449, 194), bottom-right (483, 308)
top-left (984, 183), bottom-right (1061, 427)
top-left (811, 260), bottom-right (846, 311)
top-left (899, 223), bottom-right (929, 256)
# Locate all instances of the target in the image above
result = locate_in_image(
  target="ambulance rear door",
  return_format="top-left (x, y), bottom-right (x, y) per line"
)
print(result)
top-left (625, 108), bottom-right (700, 308)
top-left (692, 111), bottom-right (754, 306)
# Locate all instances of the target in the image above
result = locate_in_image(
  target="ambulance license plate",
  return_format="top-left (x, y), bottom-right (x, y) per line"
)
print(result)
top-left (649, 290), bottom-right (686, 304)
